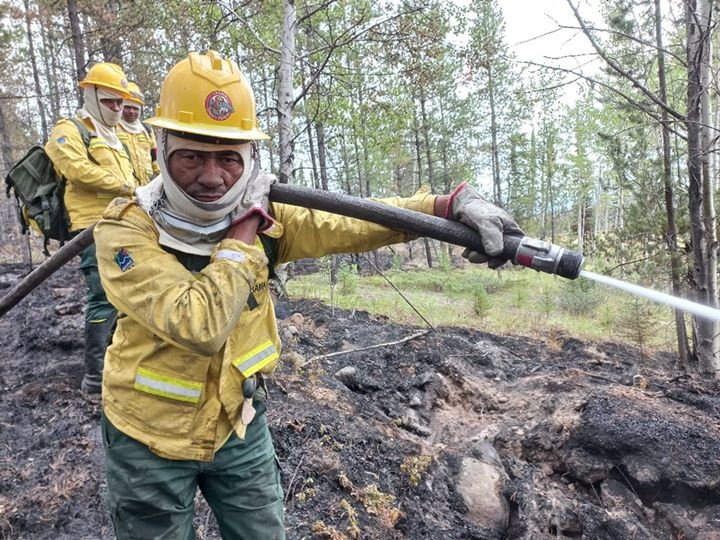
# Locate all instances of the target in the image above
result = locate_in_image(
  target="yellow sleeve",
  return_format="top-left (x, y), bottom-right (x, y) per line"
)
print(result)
top-left (150, 128), bottom-right (160, 176)
top-left (95, 199), bottom-right (269, 356)
top-left (45, 120), bottom-right (133, 195)
top-left (272, 186), bottom-right (438, 263)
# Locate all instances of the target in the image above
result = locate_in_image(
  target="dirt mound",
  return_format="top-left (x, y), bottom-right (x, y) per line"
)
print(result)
top-left (1, 262), bottom-right (718, 539)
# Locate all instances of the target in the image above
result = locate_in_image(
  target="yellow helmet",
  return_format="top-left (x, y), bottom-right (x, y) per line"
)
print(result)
top-left (79, 62), bottom-right (131, 97)
top-left (146, 50), bottom-right (268, 141)
top-left (126, 81), bottom-right (145, 106)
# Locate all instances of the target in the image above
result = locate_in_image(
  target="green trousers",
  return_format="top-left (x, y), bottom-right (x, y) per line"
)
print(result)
top-left (79, 241), bottom-right (116, 323)
top-left (102, 405), bottom-right (285, 540)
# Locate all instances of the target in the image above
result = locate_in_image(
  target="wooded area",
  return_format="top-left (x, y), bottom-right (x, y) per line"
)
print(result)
top-left (0, 0), bottom-right (718, 373)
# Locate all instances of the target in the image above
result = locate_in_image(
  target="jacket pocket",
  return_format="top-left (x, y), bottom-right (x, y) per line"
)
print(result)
top-left (123, 365), bottom-right (205, 435)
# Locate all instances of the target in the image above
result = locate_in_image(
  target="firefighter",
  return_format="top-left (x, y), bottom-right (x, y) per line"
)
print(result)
top-left (117, 81), bottom-right (160, 185)
top-left (94, 50), bottom-right (522, 539)
top-left (45, 62), bottom-right (137, 394)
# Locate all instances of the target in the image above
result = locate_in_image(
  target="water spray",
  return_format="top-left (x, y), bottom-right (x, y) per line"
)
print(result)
top-left (579, 270), bottom-right (720, 322)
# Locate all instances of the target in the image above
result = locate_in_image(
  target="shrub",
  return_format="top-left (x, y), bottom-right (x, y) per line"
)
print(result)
top-left (615, 298), bottom-right (659, 351)
top-left (473, 283), bottom-right (492, 318)
top-left (540, 288), bottom-right (555, 317)
top-left (337, 263), bottom-right (359, 295)
top-left (557, 277), bottom-right (606, 315)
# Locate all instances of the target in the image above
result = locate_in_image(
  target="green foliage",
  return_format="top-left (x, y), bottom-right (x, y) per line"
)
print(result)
top-left (512, 284), bottom-right (528, 309)
top-left (337, 263), bottom-right (359, 296)
top-left (438, 250), bottom-right (452, 273)
top-left (615, 298), bottom-right (660, 349)
top-left (539, 288), bottom-right (555, 318)
top-left (598, 305), bottom-right (615, 331)
top-left (557, 276), bottom-right (606, 316)
top-left (473, 283), bottom-right (492, 318)
top-left (400, 455), bottom-right (433, 488)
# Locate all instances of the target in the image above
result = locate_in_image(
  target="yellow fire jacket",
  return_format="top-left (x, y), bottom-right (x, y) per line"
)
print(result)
top-left (94, 188), bottom-right (437, 461)
top-left (45, 117), bottom-right (137, 231)
top-left (117, 124), bottom-right (160, 186)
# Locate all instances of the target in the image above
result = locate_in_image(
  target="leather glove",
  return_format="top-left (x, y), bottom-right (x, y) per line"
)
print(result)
top-left (446, 182), bottom-right (524, 269)
top-left (230, 172), bottom-right (277, 232)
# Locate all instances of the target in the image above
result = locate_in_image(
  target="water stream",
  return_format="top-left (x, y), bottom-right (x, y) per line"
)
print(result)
top-left (580, 270), bottom-right (720, 322)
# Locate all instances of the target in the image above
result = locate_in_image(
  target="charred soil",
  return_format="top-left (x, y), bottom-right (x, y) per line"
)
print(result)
top-left (1, 261), bottom-right (720, 540)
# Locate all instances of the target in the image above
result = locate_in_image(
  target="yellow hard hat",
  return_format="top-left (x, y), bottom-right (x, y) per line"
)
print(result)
top-left (146, 50), bottom-right (268, 141)
top-left (79, 62), bottom-right (131, 97)
top-left (126, 81), bottom-right (145, 106)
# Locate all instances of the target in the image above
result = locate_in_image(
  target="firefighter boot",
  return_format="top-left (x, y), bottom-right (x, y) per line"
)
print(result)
top-left (81, 319), bottom-right (114, 394)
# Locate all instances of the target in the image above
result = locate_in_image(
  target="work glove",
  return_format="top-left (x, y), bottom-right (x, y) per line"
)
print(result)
top-left (230, 172), bottom-right (277, 232)
top-left (446, 182), bottom-right (524, 269)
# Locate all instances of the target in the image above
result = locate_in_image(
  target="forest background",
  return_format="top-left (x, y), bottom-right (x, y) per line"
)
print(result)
top-left (0, 0), bottom-right (717, 374)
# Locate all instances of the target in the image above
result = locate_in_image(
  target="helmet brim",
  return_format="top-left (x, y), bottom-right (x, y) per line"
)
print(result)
top-left (145, 117), bottom-right (270, 141)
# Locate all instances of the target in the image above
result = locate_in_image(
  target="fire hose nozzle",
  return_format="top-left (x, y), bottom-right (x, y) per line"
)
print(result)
top-left (503, 236), bottom-right (584, 280)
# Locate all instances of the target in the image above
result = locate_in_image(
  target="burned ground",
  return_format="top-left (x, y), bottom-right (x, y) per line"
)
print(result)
top-left (1, 260), bottom-right (720, 539)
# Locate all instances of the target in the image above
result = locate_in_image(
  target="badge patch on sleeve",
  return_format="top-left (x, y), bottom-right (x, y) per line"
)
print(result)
top-left (114, 248), bottom-right (134, 272)
top-left (56, 136), bottom-right (66, 144)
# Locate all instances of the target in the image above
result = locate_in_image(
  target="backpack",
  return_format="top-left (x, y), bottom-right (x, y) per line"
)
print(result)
top-left (4, 118), bottom-right (93, 255)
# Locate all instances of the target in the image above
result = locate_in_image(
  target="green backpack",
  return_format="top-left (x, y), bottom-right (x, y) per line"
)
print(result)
top-left (4, 118), bottom-right (93, 254)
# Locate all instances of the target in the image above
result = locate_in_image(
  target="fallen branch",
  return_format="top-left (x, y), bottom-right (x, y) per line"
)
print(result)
top-left (302, 330), bottom-right (431, 366)
top-left (284, 434), bottom-right (311, 504)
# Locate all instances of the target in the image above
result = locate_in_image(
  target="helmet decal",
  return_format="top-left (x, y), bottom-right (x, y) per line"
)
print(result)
top-left (205, 90), bottom-right (235, 121)
top-left (121, 78), bottom-right (128, 88)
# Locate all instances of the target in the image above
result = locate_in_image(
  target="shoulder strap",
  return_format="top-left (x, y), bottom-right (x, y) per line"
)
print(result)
top-left (142, 121), bottom-right (152, 137)
top-left (68, 117), bottom-right (92, 148)
top-left (259, 233), bottom-right (278, 280)
top-left (67, 117), bottom-right (100, 165)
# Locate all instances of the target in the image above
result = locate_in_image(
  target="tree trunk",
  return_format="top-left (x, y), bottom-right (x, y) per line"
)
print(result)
top-left (352, 126), bottom-right (364, 197)
top-left (419, 89), bottom-right (434, 192)
top-left (39, 9), bottom-right (61, 122)
top-left (577, 199), bottom-right (584, 254)
top-left (358, 84), bottom-right (371, 197)
top-left (261, 67), bottom-right (275, 173)
top-left (414, 97), bottom-right (432, 268)
top-left (699, 0), bottom-right (718, 363)
top-left (278, 0), bottom-right (296, 184)
top-left (67, 0), bottom-right (86, 107)
top-left (0, 103), bottom-right (14, 172)
top-left (99, 1), bottom-right (121, 62)
top-left (316, 122), bottom-right (329, 191)
top-left (655, 0), bottom-right (690, 369)
top-left (424, 238), bottom-right (433, 269)
top-left (413, 107), bottom-right (423, 192)
top-left (23, 0), bottom-right (48, 141)
top-left (301, 76), bottom-right (319, 189)
top-left (487, 63), bottom-right (502, 206)
top-left (685, 0), bottom-right (716, 374)
top-left (340, 133), bottom-right (353, 195)
top-left (657, 0), bottom-right (689, 367)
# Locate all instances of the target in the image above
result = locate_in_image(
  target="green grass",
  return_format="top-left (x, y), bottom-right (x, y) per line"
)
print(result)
top-left (285, 264), bottom-right (677, 351)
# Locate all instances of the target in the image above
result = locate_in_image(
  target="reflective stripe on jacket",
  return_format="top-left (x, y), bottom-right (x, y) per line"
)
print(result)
top-left (95, 187), bottom-right (436, 461)
top-left (45, 117), bottom-right (136, 231)
top-left (117, 125), bottom-right (159, 186)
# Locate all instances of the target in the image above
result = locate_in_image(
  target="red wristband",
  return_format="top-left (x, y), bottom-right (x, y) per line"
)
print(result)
top-left (231, 207), bottom-right (275, 232)
top-left (444, 182), bottom-right (468, 219)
